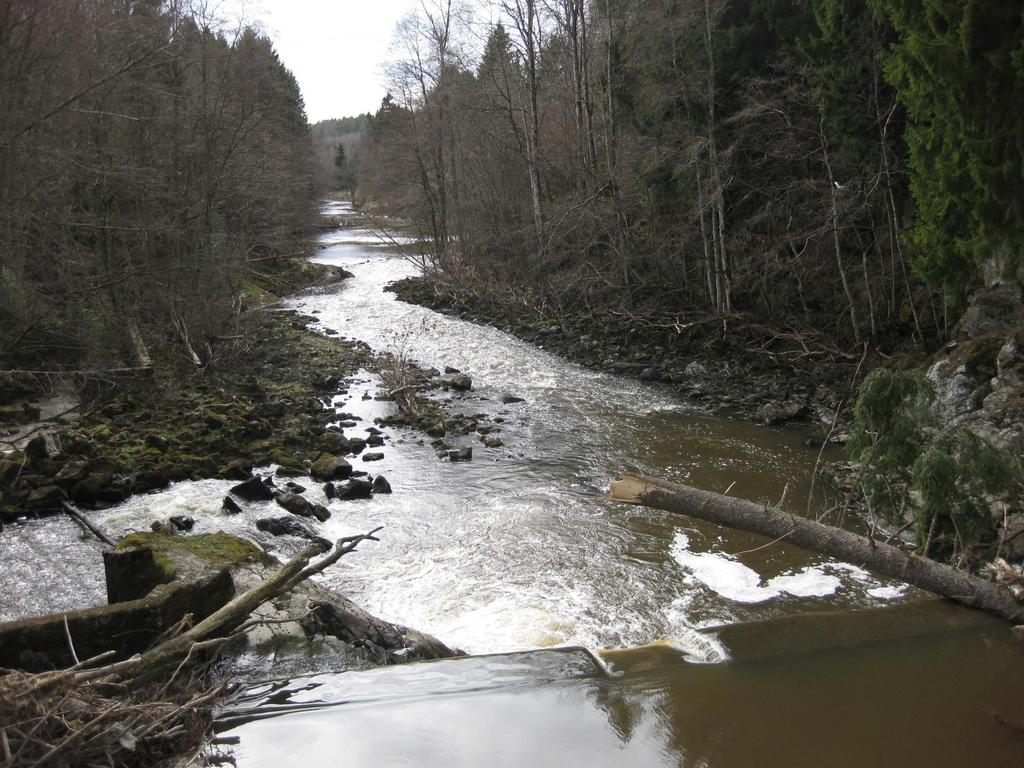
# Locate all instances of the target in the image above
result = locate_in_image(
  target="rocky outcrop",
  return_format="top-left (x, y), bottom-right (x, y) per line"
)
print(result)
top-left (927, 329), bottom-right (1024, 452)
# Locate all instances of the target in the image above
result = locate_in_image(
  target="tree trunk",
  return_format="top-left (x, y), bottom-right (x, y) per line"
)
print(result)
top-left (608, 473), bottom-right (1024, 624)
top-left (702, 0), bottom-right (730, 315)
top-left (820, 124), bottom-right (861, 343)
top-left (521, 0), bottom-right (545, 252)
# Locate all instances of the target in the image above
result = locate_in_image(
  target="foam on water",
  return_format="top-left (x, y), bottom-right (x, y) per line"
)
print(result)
top-left (669, 531), bottom-right (906, 606)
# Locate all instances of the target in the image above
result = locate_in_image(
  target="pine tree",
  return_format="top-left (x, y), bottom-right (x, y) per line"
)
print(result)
top-left (871, 0), bottom-right (1024, 301)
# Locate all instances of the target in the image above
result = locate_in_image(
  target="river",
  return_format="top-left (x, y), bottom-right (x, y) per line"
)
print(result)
top-left (3, 201), bottom-right (1023, 765)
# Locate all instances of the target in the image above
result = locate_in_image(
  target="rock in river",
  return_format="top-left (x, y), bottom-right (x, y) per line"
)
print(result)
top-left (371, 475), bottom-right (392, 494)
top-left (230, 475), bottom-right (275, 502)
top-left (222, 496), bottom-right (243, 515)
top-left (25, 485), bottom-right (65, 512)
top-left (448, 373), bottom-right (472, 391)
top-left (310, 453), bottom-right (352, 481)
top-left (334, 478), bottom-right (374, 500)
top-left (447, 447), bottom-right (473, 462)
top-left (256, 516), bottom-right (317, 540)
top-left (274, 491), bottom-right (331, 522)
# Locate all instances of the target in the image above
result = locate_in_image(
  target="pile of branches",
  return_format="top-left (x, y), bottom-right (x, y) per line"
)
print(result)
top-left (0, 528), bottom-right (383, 767)
top-left (0, 663), bottom-right (220, 768)
top-left (377, 350), bottom-right (430, 420)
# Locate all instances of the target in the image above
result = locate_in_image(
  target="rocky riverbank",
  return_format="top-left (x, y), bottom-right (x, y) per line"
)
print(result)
top-left (0, 305), bottom-right (375, 524)
top-left (386, 276), bottom-right (866, 431)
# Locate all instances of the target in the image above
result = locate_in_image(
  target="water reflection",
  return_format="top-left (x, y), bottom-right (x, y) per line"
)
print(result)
top-left (220, 616), bottom-right (1024, 768)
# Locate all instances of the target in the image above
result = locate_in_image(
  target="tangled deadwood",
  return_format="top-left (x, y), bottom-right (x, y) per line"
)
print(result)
top-left (0, 528), bottom-right (384, 767)
top-left (0, 662), bottom-right (222, 768)
top-left (377, 350), bottom-right (429, 420)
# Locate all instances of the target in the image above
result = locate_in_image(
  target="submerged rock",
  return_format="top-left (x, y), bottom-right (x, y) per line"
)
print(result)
top-left (447, 447), bottom-right (473, 462)
top-left (758, 401), bottom-right (810, 426)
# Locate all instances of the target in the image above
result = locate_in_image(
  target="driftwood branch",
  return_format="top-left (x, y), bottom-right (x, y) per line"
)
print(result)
top-left (61, 502), bottom-right (115, 546)
top-left (608, 473), bottom-right (1024, 624)
top-left (132, 529), bottom-right (382, 678)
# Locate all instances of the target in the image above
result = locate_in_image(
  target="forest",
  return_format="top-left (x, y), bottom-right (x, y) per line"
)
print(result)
top-left (357, 0), bottom-right (1024, 350)
top-left (1, 3), bottom-right (1024, 764)
top-left (0, 0), bottom-right (314, 381)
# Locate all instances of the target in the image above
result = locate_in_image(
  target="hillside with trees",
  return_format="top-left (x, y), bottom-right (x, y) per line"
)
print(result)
top-left (358, 0), bottom-right (1024, 567)
top-left (0, 0), bottom-right (314, 383)
top-left (357, 0), bottom-right (1023, 349)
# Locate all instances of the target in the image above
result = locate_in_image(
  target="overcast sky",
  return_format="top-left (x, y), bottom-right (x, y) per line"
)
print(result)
top-left (230, 0), bottom-right (423, 123)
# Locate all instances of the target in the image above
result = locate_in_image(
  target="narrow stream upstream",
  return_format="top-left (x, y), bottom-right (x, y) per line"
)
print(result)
top-left (4, 201), bottom-right (1023, 766)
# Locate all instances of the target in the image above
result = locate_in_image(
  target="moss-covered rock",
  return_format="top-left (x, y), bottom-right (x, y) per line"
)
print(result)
top-left (116, 531), bottom-right (272, 580)
top-left (310, 453), bottom-right (352, 481)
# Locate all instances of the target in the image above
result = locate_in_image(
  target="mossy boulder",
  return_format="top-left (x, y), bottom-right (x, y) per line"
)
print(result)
top-left (318, 431), bottom-right (350, 454)
top-left (310, 453), bottom-right (351, 481)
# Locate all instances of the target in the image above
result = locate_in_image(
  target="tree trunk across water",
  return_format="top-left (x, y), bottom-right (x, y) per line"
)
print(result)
top-left (608, 473), bottom-right (1024, 624)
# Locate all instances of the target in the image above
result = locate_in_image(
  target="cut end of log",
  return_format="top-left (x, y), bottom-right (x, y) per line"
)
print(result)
top-left (607, 473), bottom-right (650, 504)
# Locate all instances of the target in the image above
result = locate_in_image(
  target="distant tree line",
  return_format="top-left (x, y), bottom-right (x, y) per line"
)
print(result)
top-left (357, 0), bottom-right (1023, 346)
top-left (310, 114), bottom-right (369, 194)
top-left (0, 0), bottom-right (313, 379)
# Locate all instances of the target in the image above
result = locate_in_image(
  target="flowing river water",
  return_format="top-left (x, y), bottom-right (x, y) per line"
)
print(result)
top-left (3, 201), bottom-right (1023, 765)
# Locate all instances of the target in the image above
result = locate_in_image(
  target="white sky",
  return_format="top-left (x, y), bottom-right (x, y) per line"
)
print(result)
top-left (228, 0), bottom-right (424, 122)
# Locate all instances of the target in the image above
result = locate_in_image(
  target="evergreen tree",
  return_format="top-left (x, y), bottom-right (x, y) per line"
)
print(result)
top-left (871, 0), bottom-right (1024, 299)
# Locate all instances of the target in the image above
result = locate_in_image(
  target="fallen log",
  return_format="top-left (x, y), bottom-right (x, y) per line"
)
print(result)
top-left (608, 473), bottom-right (1024, 624)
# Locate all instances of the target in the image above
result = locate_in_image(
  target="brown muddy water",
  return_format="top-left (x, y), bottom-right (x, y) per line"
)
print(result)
top-left (3, 201), bottom-right (1022, 765)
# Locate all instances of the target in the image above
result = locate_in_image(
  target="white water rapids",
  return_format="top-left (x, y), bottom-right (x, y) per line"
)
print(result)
top-left (0, 201), bottom-right (911, 664)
